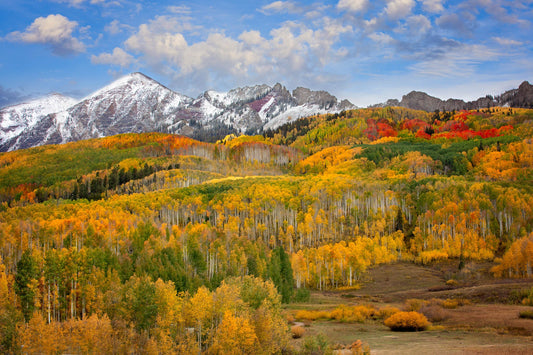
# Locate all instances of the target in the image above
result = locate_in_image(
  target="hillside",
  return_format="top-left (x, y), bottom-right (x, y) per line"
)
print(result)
top-left (0, 73), bottom-right (355, 152)
top-left (1, 106), bottom-right (533, 353)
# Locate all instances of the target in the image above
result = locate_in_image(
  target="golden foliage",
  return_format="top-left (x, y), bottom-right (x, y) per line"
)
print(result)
top-left (384, 311), bottom-right (429, 331)
top-left (291, 325), bottom-right (306, 338)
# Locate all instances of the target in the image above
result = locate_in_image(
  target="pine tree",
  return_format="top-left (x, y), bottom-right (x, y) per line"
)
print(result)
top-left (14, 250), bottom-right (38, 321)
top-left (268, 246), bottom-right (294, 303)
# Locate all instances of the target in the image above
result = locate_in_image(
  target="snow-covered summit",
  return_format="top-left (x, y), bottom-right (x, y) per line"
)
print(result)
top-left (0, 73), bottom-right (355, 152)
top-left (0, 93), bottom-right (78, 151)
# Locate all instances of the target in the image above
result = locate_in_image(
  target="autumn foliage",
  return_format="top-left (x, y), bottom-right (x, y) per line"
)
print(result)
top-left (384, 311), bottom-right (430, 331)
top-left (0, 106), bottom-right (532, 352)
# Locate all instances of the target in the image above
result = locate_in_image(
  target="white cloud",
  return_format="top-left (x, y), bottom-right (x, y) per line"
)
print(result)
top-left (421, 0), bottom-right (445, 13)
top-left (259, 1), bottom-right (301, 15)
top-left (395, 15), bottom-right (432, 36)
top-left (104, 20), bottom-right (134, 35)
top-left (337, 0), bottom-right (368, 13)
top-left (167, 5), bottom-right (191, 14)
top-left (369, 32), bottom-right (394, 44)
top-left (91, 47), bottom-right (136, 67)
top-left (492, 36), bottom-right (523, 46)
top-left (239, 30), bottom-right (263, 46)
top-left (5, 14), bottom-right (85, 56)
top-left (51, 0), bottom-right (121, 7)
top-left (123, 16), bottom-right (351, 88)
top-left (436, 12), bottom-right (476, 35)
top-left (385, 0), bottom-right (415, 19)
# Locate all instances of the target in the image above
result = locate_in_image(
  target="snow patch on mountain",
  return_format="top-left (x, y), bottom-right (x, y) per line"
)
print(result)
top-left (0, 73), bottom-right (356, 152)
top-left (0, 93), bottom-right (78, 150)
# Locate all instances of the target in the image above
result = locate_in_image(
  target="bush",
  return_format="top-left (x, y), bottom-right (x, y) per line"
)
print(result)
top-left (373, 306), bottom-right (401, 320)
top-left (420, 304), bottom-right (448, 322)
top-left (301, 334), bottom-right (332, 355)
top-left (384, 311), bottom-right (430, 331)
top-left (286, 314), bottom-right (295, 324)
top-left (330, 305), bottom-right (375, 323)
top-left (295, 310), bottom-right (331, 321)
top-left (403, 298), bottom-right (425, 312)
top-left (446, 279), bottom-right (458, 287)
top-left (293, 288), bottom-right (311, 303)
top-left (291, 325), bottom-right (306, 338)
top-left (519, 310), bottom-right (533, 319)
top-left (441, 298), bottom-right (459, 309)
top-left (442, 298), bottom-right (470, 309)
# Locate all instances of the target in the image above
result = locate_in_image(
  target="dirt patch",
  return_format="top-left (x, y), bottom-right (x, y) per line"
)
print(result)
top-left (288, 261), bottom-right (533, 354)
top-left (444, 304), bottom-right (533, 336)
top-left (297, 321), bottom-right (533, 355)
top-left (352, 261), bottom-right (533, 304)
top-left (357, 262), bottom-right (445, 299)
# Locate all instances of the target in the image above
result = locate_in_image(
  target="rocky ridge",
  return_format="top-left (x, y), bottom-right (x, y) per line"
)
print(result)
top-left (374, 81), bottom-right (533, 112)
top-left (0, 73), bottom-right (355, 152)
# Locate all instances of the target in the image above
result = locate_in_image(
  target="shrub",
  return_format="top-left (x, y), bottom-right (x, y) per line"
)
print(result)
top-left (420, 304), bottom-right (448, 322)
top-left (293, 288), bottom-right (311, 303)
top-left (301, 334), bottom-right (331, 355)
top-left (291, 325), bottom-right (306, 338)
top-left (373, 306), bottom-right (401, 320)
top-left (514, 287), bottom-right (533, 306)
top-left (295, 309), bottom-right (331, 321)
top-left (446, 279), bottom-right (458, 287)
top-left (403, 298), bottom-right (425, 312)
top-left (384, 311), bottom-right (430, 331)
top-left (441, 298), bottom-right (470, 309)
top-left (330, 305), bottom-right (375, 323)
top-left (286, 314), bottom-right (295, 324)
top-left (519, 310), bottom-right (533, 319)
top-left (441, 298), bottom-right (459, 309)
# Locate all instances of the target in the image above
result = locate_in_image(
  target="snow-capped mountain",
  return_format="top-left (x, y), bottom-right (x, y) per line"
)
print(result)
top-left (0, 93), bottom-right (78, 151)
top-left (0, 72), bottom-right (355, 152)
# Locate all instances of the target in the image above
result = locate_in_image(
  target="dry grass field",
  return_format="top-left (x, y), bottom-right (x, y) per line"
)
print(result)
top-left (286, 261), bottom-right (533, 354)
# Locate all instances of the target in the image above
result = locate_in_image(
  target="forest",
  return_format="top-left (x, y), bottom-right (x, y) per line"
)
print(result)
top-left (0, 106), bottom-right (532, 353)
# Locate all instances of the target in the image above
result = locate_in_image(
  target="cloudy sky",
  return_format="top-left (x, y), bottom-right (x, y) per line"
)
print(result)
top-left (0, 0), bottom-right (532, 107)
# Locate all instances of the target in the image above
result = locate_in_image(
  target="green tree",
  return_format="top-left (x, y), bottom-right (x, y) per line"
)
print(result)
top-left (14, 250), bottom-right (38, 321)
top-left (268, 246), bottom-right (294, 303)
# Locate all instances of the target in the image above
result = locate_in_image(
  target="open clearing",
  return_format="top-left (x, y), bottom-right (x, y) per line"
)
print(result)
top-left (287, 262), bottom-right (533, 354)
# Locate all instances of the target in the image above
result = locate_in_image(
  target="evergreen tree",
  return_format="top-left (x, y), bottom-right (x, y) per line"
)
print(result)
top-left (268, 246), bottom-right (293, 303)
top-left (14, 250), bottom-right (38, 321)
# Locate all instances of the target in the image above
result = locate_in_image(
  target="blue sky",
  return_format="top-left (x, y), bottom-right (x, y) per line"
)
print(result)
top-left (0, 0), bottom-right (532, 107)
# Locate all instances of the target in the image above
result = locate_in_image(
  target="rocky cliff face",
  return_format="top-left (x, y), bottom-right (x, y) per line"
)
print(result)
top-left (0, 73), bottom-right (356, 152)
top-left (374, 81), bottom-right (533, 111)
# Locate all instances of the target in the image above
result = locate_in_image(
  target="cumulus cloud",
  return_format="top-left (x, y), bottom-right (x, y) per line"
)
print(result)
top-left (460, 0), bottom-right (530, 26)
top-left (5, 14), bottom-right (85, 56)
top-left (369, 32), bottom-right (394, 44)
top-left (259, 1), bottom-right (301, 15)
top-left (91, 47), bottom-right (136, 67)
top-left (105, 20), bottom-right (134, 35)
top-left (436, 12), bottom-right (477, 36)
top-left (123, 15), bottom-right (351, 89)
top-left (395, 15), bottom-right (432, 36)
top-left (337, 0), bottom-right (368, 13)
top-left (421, 0), bottom-right (445, 13)
top-left (385, 0), bottom-right (415, 19)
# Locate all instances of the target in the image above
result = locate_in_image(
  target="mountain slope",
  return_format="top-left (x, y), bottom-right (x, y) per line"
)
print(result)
top-left (374, 81), bottom-right (533, 111)
top-left (0, 94), bottom-right (78, 151)
top-left (0, 73), bottom-right (355, 152)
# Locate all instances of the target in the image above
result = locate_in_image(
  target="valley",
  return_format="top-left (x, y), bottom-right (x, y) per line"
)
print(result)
top-left (0, 104), bottom-right (532, 353)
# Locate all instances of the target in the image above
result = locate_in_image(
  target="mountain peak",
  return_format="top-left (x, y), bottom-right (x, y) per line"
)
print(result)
top-left (373, 81), bottom-right (533, 111)
top-left (1, 73), bottom-right (355, 151)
